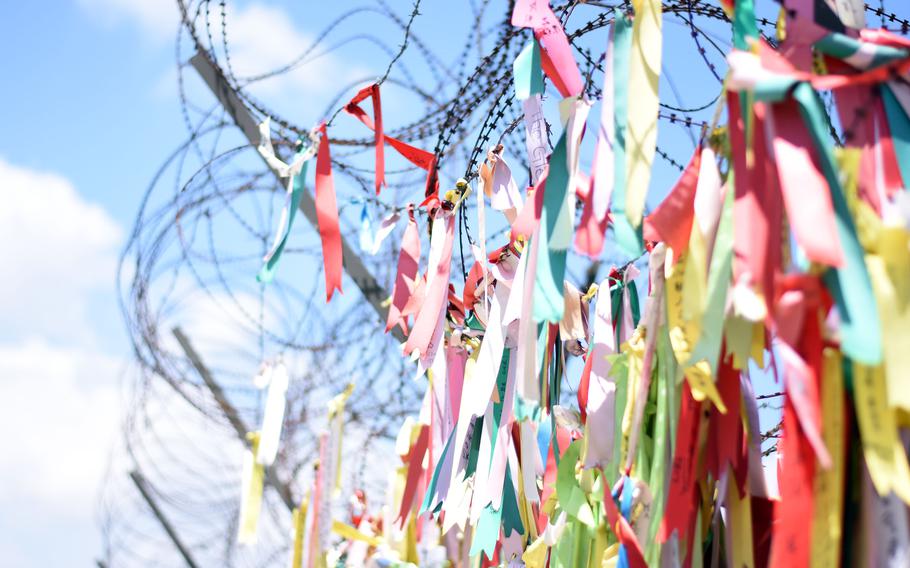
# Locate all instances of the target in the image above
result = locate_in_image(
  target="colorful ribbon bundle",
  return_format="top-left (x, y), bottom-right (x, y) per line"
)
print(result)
top-left (244, 0), bottom-right (910, 566)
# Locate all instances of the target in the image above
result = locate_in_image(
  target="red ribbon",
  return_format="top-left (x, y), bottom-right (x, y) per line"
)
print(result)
top-left (659, 382), bottom-right (702, 544)
top-left (601, 479), bottom-right (647, 568)
top-left (315, 123), bottom-right (343, 301)
top-left (345, 84), bottom-right (385, 194)
top-left (642, 147), bottom-right (701, 258)
top-left (768, 398), bottom-right (815, 568)
top-left (706, 353), bottom-right (748, 495)
top-left (728, 96), bottom-right (782, 299)
top-left (396, 424), bottom-right (430, 527)
top-left (344, 83), bottom-right (440, 204)
top-left (386, 205), bottom-right (421, 334)
top-left (770, 98), bottom-right (845, 267)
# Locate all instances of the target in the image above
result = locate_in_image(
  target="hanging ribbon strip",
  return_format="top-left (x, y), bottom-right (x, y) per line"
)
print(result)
top-left (624, 0), bottom-right (663, 229)
top-left (344, 83), bottom-right (385, 194)
top-left (314, 123), bottom-right (343, 301)
top-left (256, 119), bottom-right (316, 283)
top-left (255, 361), bottom-right (289, 467)
top-left (386, 205), bottom-right (421, 335)
top-left (576, 23), bottom-right (617, 258)
top-left (343, 83), bottom-right (439, 204)
top-left (511, 0), bottom-right (584, 98)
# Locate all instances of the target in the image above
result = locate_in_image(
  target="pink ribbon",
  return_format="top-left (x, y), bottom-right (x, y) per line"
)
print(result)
top-left (511, 0), bottom-right (583, 98)
top-left (404, 213), bottom-right (455, 359)
top-left (386, 205), bottom-right (421, 334)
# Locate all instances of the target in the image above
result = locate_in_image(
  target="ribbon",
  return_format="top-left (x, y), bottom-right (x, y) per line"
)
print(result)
top-left (576, 23), bottom-right (617, 258)
top-left (386, 205), bottom-right (420, 335)
top-left (607, 13), bottom-right (643, 256)
top-left (397, 423), bottom-right (430, 526)
top-left (238, 432), bottom-right (265, 544)
top-left (290, 490), bottom-right (311, 568)
top-left (370, 209), bottom-right (400, 255)
top-left (255, 361), bottom-right (289, 467)
top-left (523, 96), bottom-right (550, 184)
top-left (327, 383), bottom-right (354, 493)
top-left (642, 147), bottom-right (700, 259)
top-left (658, 383), bottom-right (701, 545)
top-left (533, 99), bottom-right (590, 323)
top-left (404, 211), bottom-right (455, 361)
top-left (624, 0), bottom-right (662, 229)
top-left (603, 476), bottom-right (647, 568)
top-left (511, 0), bottom-right (583, 98)
top-left (728, 95), bottom-right (782, 303)
top-left (768, 391), bottom-right (815, 568)
top-left (315, 123), bottom-right (343, 301)
top-left (769, 98), bottom-right (845, 267)
top-left (513, 40), bottom-right (544, 100)
top-left (490, 152), bottom-right (524, 213)
top-left (344, 83), bottom-right (385, 194)
top-left (810, 347), bottom-right (845, 568)
top-left (866, 227), bottom-right (910, 411)
top-left (852, 362), bottom-right (910, 504)
top-left (256, 123), bottom-right (314, 283)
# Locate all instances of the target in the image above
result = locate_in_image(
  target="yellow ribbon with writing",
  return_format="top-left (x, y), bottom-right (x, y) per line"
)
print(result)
top-left (810, 348), bottom-right (844, 568)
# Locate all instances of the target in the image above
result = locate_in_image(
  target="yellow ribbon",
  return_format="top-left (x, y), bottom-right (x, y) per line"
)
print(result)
top-left (331, 520), bottom-right (382, 547)
top-left (291, 490), bottom-right (312, 568)
top-left (810, 349), bottom-right (845, 568)
top-left (625, 0), bottom-right (663, 227)
top-left (238, 431), bottom-right (265, 544)
top-left (853, 362), bottom-right (910, 504)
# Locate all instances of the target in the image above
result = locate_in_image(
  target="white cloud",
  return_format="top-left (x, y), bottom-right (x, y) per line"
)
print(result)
top-left (0, 158), bottom-right (125, 566)
top-left (76, 0), bottom-right (180, 42)
top-left (0, 158), bottom-right (122, 345)
top-left (0, 339), bottom-right (122, 509)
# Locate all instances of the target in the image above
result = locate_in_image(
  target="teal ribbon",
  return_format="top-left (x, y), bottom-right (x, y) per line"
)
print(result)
top-left (732, 0), bottom-right (758, 51)
top-left (257, 145), bottom-right (309, 283)
top-left (513, 39), bottom-right (544, 100)
top-left (814, 33), bottom-right (909, 69)
top-left (608, 12), bottom-right (643, 257)
top-left (419, 428), bottom-right (455, 515)
top-left (533, 126), bottom-right (571, 323)
top-left (791, 82), bottom-right (882, 365)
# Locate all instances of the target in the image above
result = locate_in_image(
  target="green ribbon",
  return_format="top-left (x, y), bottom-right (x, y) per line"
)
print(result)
top-left (556, 440), bottom-right (596, 526)
top-left (609, 12), bottom-right (644, 257)
top-left (687, 184), bottom-right (734, 372)
top-left (513, 39), bottom-right (544, 100)
top-left (533, 125), bottom-right (571, 323)
top-left (814, 33), bottom-right (909, 69)
top-left (645, 328), bottom-right (674, 565)
top-left (792, 82), bottom-right (882, 365)
top-left (419, 428), bottom-right (455, 515)
top-left (501, 466), bottom-right (525, 537)
top-left (257, 150), bottom-right (309, 283)
top-left (732, 0), bottom-right (758, 51)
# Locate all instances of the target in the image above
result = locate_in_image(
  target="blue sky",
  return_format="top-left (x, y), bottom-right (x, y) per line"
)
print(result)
top-left (0, 1), bottom-right (350, 564)
top-left (0, 1), bottom-right (771, 565)
top-left (0, 2), bottom-right (187, 565)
